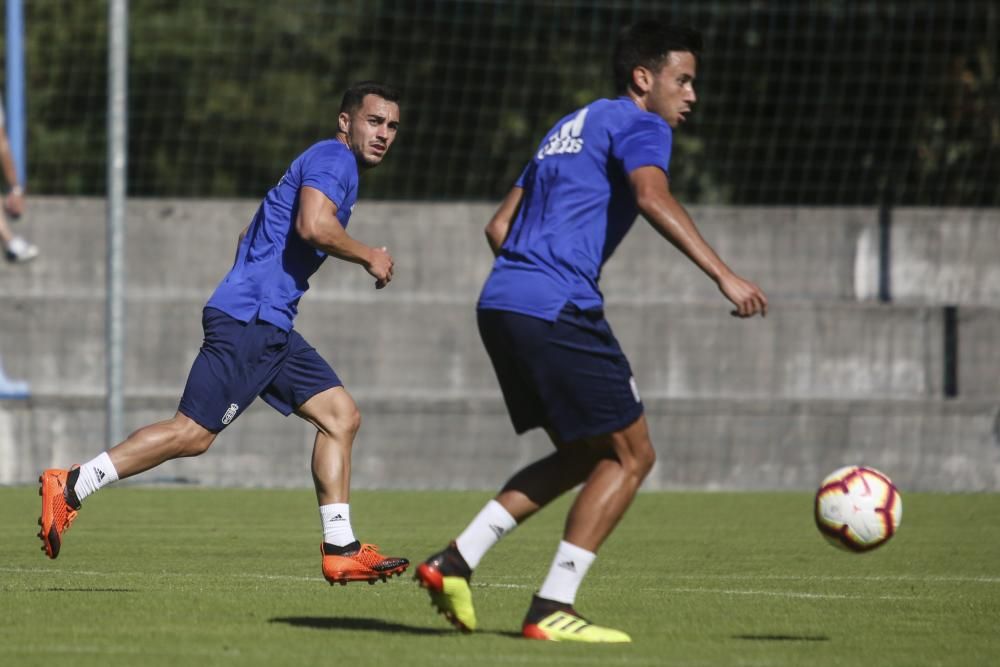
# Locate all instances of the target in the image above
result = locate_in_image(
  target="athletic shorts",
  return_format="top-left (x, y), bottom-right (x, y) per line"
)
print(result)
top-left (477, 304), bottom-right (644, 444)
top-left (178, 307), bottom-right (342, 432)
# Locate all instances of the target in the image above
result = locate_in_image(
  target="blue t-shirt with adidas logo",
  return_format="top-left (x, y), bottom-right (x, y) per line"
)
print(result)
top-left (207, 139), bottom-right (359, 331)
top-left (477, 96), bottom-right (672, 320)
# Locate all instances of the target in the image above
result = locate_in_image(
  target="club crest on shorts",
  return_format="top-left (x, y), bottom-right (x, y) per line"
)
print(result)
top-left (221, 403), bottom-right (239, 425)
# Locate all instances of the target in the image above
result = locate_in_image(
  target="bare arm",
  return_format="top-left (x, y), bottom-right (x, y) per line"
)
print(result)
top-left (295, 185), bottom-right (393, 288)
top-left (0, 127), bottom-right (24, 216)
top-left (630, 165), bottom-right (767, 318)
top-left (233, 223), bottom-right (249, 265)
top-left (485, 186), bottom-right (524, 256)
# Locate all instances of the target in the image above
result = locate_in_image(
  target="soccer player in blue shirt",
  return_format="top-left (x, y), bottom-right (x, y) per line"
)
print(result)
top-left (38, 81), bottom-right (410, 585)
top-left (416, 22), bottom-right (768, 642)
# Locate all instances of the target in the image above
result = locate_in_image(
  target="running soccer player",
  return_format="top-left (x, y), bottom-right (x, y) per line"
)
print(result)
top-left (415, 22), bottom-right (767, 641)
top-left (38, 81), bottom-right (409, 585)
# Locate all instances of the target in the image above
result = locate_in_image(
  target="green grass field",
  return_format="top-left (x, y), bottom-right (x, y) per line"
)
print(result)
top-left (1, 487), bottom-right (997, 666)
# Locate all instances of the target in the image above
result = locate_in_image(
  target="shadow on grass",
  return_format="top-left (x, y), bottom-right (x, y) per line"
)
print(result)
top-left (271, 616), bottom-right (524, 639)
top-left (734, 634), bottom-right (830, 642)
top-left (271, 616), bottom-right (452, 636)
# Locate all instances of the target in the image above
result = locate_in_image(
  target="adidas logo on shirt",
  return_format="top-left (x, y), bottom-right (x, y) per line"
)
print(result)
top-left (538, 108), bottom-right (588, 160)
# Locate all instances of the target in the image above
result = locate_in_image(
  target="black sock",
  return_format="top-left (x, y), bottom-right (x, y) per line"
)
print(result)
top-left (523, 594), bottom-right (580, 625)
top-left (323, 540), bottom-right (361, 556)
top-left (64, 467), bottom-right (82, 510)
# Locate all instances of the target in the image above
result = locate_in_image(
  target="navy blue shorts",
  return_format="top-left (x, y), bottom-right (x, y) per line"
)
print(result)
top-left (178, 308), bottom-right (342, 432)
top-left (478, 305), bottom-right (644, 444)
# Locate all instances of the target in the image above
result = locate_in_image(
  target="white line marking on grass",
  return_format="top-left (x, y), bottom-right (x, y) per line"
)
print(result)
top-left (0, 566), bottom-right (529, 587)
top-left (6, 566), bottom-right (996, 589)
top-left (1, 567), bottom-right (525, 589)
top-left (0, 566), bottom-right (319, 583)
top-left (660, 586), bottom-right (918, 601)
top-left (666, 574), bottom-right (1000, 584)
top-left (470, 578), bottom-right (925, 600)
top-left (0, 566), bottom-right (113, 577)
top-left (428, 654), bottom-right (669, 666)
top-left (232, 573), bottom-right (317, 582)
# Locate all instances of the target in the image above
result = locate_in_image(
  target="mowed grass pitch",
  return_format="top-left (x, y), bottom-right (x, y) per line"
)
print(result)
top-left (1, 488), bottom-right (997, 667)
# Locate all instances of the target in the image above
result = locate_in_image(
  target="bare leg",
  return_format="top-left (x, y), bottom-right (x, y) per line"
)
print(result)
top-left (295, 386), bottom-right (361, 506)
top-left (495, 415), bottom-right (655, 552)
top-left (0, 212), bottom-right (12, 247)
top-left (562, 416), bottom-right (655, 551)
top-left (299, 386), bottom-right (408, 583)
top-left (108, 411), bottom-right (217, 480)
top-left (495, 429), bottom-right (603, 523)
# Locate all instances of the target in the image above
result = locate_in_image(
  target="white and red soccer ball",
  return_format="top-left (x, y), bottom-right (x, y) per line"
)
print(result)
top-left (814, 465), bottom-right (902, 552)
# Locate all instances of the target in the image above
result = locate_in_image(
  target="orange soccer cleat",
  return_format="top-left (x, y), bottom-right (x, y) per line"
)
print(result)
top-left (321, 541), bottom-right (409, 585)
top-left (37, 467), bottom-right (81, 559)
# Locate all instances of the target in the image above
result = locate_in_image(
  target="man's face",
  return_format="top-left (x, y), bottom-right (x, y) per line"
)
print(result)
top-left (339, 94), bottom-right (400, 168)
top-left (643, 51), bottom-right (697, 128)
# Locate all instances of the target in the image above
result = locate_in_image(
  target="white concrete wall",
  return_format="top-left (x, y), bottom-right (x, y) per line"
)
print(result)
top-left (0, 198), bottom-right (997, 490)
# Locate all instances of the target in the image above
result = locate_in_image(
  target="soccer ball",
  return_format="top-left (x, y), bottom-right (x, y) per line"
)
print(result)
top-left (814, 465), bottom-right (902, 552)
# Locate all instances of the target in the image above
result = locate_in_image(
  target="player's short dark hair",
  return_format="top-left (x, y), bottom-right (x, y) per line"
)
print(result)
top-left (612, 20), bottom-right (703, 94)
top-left (339, 81), bottom-right (401, 115)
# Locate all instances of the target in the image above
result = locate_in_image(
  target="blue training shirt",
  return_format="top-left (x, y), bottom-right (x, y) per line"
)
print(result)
top-left (477, 97), bottom-right (672, 320)
top-left (207, 139), bottom-right (359, 331)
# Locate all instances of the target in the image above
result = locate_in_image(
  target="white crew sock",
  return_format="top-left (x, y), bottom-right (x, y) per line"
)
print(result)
top-left (7, 236), bottom-right (27, 253)
top-left (320, 503), bottom-right (357, 547)
top-left (537, 540), bottom-right (597, 605)
top-left (454, 499), bottom-right (518, 569)
top-left (73, 452), bottom-right (120, 503)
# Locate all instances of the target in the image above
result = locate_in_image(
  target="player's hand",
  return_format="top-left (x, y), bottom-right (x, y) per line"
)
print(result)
top-left (718, 272), bottom-right (767, 318)
top-left (367, 245), bottom-right (394, 289)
